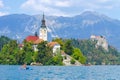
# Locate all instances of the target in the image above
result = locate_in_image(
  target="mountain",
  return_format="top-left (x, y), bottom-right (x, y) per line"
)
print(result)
top-left (0, 14), bottom-right (40, 40)
top-left (0, 11), bottom-right (120, 50)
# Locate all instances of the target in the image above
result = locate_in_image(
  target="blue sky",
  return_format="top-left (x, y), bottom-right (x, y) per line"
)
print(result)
top-left (0, 0), bottom-right (120, 19)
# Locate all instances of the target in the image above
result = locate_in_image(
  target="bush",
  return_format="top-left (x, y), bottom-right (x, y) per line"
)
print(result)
top-left (70, 58), bottom-right (75, 64)
top-left (72, 48), bottom-right (86, 64)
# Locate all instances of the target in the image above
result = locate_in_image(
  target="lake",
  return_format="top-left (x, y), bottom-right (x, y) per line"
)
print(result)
top-left (0, 65), bottom-right (119, 80)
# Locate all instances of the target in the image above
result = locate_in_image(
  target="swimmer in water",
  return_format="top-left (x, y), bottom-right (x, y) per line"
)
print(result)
top-left (21, 64), bottom-right (27, 69)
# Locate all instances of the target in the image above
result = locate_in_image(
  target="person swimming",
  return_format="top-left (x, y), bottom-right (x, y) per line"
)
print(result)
top-left (20, 64), bottom-right (33, 70)
top-left (21, 64), bottom-right (29, 70)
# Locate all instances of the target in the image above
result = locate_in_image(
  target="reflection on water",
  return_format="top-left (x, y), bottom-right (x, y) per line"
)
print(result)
top-left (0, 65), bottom-right (120, 80)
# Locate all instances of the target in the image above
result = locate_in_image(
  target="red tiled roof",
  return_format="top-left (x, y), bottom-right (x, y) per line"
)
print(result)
top-left (26, 36), bottom-right (39, 42)
top-left (48, 42), bottom-right (59, 47)
top-left (34, 39), bottom-right (44, 44)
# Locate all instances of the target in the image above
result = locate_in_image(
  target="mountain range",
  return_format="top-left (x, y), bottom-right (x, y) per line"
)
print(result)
top-left (0, 11), bottom-right (120, 50)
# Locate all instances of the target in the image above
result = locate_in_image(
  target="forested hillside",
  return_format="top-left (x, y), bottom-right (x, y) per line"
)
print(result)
top-left (71, 39), bottom-right (120, 65)
top-left (0, 36), bottom-right (86, 65)
top-left (0, 36), bottom-right (119, 65)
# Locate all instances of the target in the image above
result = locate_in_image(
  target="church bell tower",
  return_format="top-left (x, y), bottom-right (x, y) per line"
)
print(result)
top-left (39, 14), bottom-right (47, 41)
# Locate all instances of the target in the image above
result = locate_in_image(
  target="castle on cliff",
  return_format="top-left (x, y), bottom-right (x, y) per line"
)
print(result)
top-left (90, 35), bottom-right (108, 51)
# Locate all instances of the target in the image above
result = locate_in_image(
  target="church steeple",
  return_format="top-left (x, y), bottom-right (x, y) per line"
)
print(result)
top-left (39, 13), bottom-right (47, 41)
top-left (41, 13), bottom-right (46, 28)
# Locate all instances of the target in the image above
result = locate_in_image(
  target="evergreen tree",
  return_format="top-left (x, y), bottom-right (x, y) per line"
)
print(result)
top-left (0, 40), bottom-right (18, 64)
top-left (64, 40), bottom-right (73, 55)
top-left (22, 41), bottom-right (34, 64)
top-left (0, 36), bottom-right (11, 51)
top-left (37, 41), bottom-right (53, 65)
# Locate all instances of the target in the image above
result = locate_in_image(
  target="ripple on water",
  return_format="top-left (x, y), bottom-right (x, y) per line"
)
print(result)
top-left (0, 65), bottom-right (120, 80)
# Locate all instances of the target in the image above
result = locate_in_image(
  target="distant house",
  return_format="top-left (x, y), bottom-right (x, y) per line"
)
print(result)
top-left (25, 35), bottom-right (43, 51)
top-left (48, 42), bottom-right (61, 54)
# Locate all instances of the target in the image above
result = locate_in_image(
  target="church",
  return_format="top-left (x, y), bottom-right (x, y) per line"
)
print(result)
top-left (25, 14), bottom-right (60, 54)
top-left (25, 14), bottom-right (47, 44)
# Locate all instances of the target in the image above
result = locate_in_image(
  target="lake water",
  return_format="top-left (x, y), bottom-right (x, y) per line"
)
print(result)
top-left (0, 65), bottom-right (120, 80)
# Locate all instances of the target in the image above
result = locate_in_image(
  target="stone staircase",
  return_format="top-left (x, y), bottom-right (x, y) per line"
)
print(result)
top-left (61, 53), bottom-right (82, 66)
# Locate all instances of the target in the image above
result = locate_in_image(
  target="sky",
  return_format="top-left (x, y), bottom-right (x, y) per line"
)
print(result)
top-left (0, 0), bottom-right (120, 19)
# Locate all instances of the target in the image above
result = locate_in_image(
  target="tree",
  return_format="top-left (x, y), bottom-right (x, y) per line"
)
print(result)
top-left (72, 48), bottom-right (86, 64)
top-left (64, 40), bottom-right (73, 55)
top-left (47, 53), bottom-right (63, 65)
top-left (37, 41), bottom-right (53, 65)
top-left (70, 58), bottom-right (75, 64)
top-left (0, 36), bottom-right (11, 51)
top-left (22, 41), bottom-right (34, 64)
top-left (15, 50), bottom-right (25, 64)
top-left (71, 39), bottom-right (120, 65)
top-left (0, 40), bottom-right (18, 64)
top-left (52, 38), bottom-right (64, 50)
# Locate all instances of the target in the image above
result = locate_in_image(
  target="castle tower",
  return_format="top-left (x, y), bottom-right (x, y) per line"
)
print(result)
top-left (39, 14), bottom-right (47, 41)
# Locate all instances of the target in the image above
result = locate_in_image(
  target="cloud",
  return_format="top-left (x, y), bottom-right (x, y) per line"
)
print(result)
top-left (0, 0), bottom-right (9, 16)
top-left (0, 0), bottom-right (4, 8)
top-left (21, 0), bottom-right (71, 16)
top-left (73, 0), bottom-right (115, 9)
top-left (20, 0), bottom-right (120, 16)
top-left (54, 1), bottom-right (71, 7)
top-left (35, 0), bottom-right (71, 7)
top-left (94, 0), bottom-right (110, 3)
top-left (0, 12), bottom-right (9, 16)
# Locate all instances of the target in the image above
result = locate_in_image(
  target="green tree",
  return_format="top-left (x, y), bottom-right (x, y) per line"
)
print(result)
top-left (52, 38), bottom-right (64, 50)
top-left (64, 40), bottom-right (73, 55)
top-left (0, 40), bottom-right (18, 64)
top-left (22, 41), bottom-right (34, 64)
top-left (72, 48), bottom-right (86, 64)
top-left (70, 58), bottom-right (75, 64)
top-left (37, 41), bottom-right (53, 65)
top-left (47, 53), bottom-right (63, 65)
top-left (0, 36), bottom-right (11, 51)
top-left (71, 39), bottom-right (120, 65)
top-left (15, 50), bottom-right (25, 64)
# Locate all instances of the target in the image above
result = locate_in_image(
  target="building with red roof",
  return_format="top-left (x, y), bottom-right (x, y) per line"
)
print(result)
top-left (26, 36), bottom-right (39, 42)
top-left (23, 14), bottom-right (60, 53)
top-left (24, 14), bottom-right (48, 51)
top-left (48, 42), bottom-right (60, 54)
top-left (25, 13), bottom-right (47, 43)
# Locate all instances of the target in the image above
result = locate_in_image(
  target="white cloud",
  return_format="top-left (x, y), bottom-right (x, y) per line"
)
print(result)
top-left (21, 0), bottom-right (71, 16)
top-left (0, 12), bottom-right (9, 16)
top-left (21, 0), bottom-right (120, 16)
top-left (0, 0), bottom-right (10, 16)
top-left (95, 0), bottom-right (110, 3)
top-left (73, 0), bottom-right (115, 10)
top-left (0, 0), bottom-right (4, 8)
top-left (54, 1), bottom-right (71, 7)
top-left (36, 0), bottom-right (71, 7)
